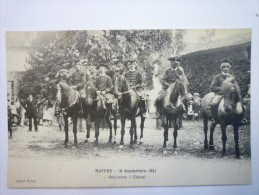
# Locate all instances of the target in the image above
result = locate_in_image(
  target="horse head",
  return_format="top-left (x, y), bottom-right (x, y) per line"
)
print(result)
top-left (169, 77), bottom-right (189, 105)
top-left (45, 80), bottom-right (59, 107)
top-left (113, 74), bottom-right (130, 97)
top-left (222, 78), bottom-right (241, 113)
top-left (84, 81), bottom-right (96, 106)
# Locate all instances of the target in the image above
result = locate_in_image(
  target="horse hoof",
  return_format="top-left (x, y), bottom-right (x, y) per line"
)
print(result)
top-left (118, 145), bottom-right (124, 149)
top-left (162, 150), bottom-right (168, 155)
top-left (173, 145), bottom-right (177, 149)
top-left (84, 139), bottom-right (89, 143)
top-left (113, 141), bottom-right (117, 144)
top-left (204, 145), bottom-right (208, 150)
top-left (209, 145), bottom-right (215, 150)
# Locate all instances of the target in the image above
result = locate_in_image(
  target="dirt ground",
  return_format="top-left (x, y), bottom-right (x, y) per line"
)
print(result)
top-left (8, 117), bottom-right (251, 161)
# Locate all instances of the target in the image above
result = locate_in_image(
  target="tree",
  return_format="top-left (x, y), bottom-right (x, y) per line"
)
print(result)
top-left (19, 30), bottom-right (182, 97)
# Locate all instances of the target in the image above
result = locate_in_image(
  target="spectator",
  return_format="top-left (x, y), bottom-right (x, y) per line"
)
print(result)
top-left (24, 95), bottom-right (38, 132)
top-left (42, 100), bottom-right (54, 126)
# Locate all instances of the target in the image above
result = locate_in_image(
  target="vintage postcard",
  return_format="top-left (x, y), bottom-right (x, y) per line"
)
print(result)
top-left (7, 29), bottom-right (251, 187)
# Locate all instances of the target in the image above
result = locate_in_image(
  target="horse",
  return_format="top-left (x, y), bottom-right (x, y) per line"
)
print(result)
top-left (160, 77), bottom-right (188, 150)
top-left (47, 80), bottom-right (80, 147)
top-left (113, 74), bottom-right (145, 148)
top-left (201, 78), bottom-right (244, 158)
top-left (84, 82), bottom-right (114, 145)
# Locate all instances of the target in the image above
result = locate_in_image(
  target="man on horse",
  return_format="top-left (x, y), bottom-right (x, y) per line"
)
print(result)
top-left (155, 57), bottom-right (188, 118)
top-left (94, 63), bottom-right (114, 110)
top-left (210, 58), bottom-right (244, 123)
top-left (69, 62), bottom-right (86, 113)
top-left (124, 60), bottom-right (147, 117)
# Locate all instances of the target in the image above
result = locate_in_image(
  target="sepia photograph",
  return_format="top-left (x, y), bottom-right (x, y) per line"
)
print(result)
top-left (6, 28), bottom-right (251, 188)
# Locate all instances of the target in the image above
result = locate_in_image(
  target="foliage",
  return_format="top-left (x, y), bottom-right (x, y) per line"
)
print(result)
top-left (19, 30), bottom-right (185, 98)
top-left (181, 43), bottom-right (251, 97)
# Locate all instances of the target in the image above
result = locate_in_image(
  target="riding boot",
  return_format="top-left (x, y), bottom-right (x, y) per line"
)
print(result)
top-left (210, 104), bottom-right (217, 123)
top-left (79, 99), bottom-right (83, 114)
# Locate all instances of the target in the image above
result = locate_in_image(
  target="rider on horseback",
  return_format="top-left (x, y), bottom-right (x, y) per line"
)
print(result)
top-left (210, 58), bottom-right (245, 123)
top-left (124, 60), bottom-right (147, 117)
top-left (94, 63), bottom-right (114, 110)
top-left (155, 57), bottom-right (188, 118)
top-left (69, 62), bottom-right (86, 113)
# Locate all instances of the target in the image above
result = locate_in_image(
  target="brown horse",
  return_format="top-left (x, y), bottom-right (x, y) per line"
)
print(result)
top-left (161, 77), bottom-right (188, 150)
top-left (47, 80), bottom-right (80, 147)
top-left (201, 78), bottom-right (244, 158)
top-left (84, 82), bottom-right (114, 145)
top-left (113, 74), bottom-right (146, 148)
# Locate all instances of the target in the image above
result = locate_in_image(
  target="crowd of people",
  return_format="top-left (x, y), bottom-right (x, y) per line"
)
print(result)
top-left (7, 94), bottom-right (62, 132)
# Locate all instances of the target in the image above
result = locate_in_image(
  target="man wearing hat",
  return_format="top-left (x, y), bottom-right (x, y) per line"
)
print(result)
top-left (124, 60), bottom-right (147, 117)
top-left (210, 58), bottom-right (236, 109)
top-left (69, 62), bottom-right (86, 91)
top-left (155, 57), bottom-right (188, 117)
top-left (210, 58), bottom-right (244, 123)
top-left (69, 62), bottom-right (86, 113)
top-left (94, 63), bottom-right (114, 109)
top-left (161, 57), bottom-right (187, 89)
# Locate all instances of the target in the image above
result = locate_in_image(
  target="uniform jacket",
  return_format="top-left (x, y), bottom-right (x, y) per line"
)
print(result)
top-left (94, 74), bottom-right (113, 93)
top-left (210, 73), bottom-right (235, 94)
top-left (124, 70), bottom-right (143, 89)
top-left (162, 66), bottom-right (184, 89)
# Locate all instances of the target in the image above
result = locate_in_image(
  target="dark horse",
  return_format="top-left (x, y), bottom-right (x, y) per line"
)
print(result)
top-left (47, 80), bottom-right (80, 147)
top-left (160, 77), bottom-right (188, 150)
top-left (201, 78), bottom-right (244, 158)
top-left (84, 82), bottom-right (115, 145)
top-left (113, 74), bottom-right (145, 148)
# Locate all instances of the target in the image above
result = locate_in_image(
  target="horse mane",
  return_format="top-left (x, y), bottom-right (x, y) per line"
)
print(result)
top-left (114, 74), bottom-right (130, 94)
top-left (222, 78), bottom-right (242, 102)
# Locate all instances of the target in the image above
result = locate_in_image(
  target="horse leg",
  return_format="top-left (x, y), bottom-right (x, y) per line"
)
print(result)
top-left (119, 117), bottom-right (126, 148)
top-left (139, 116), bottom-right (145, 143)
top-left (130, 118), bottom-right (134, 146)
top-left (133, 118), bottom-right (137, 144)
top-left (64, 116), bottom-right (69, 146)
top-left (220, 123), bottom-right (227, 156)
top-left (173, 118), bottom-right (178, 149)
top-left (105, 115), bottom-right (113, 143)
top-left (233, 124), bottom-right (240, 158)
top-left (163, 116), bottom-right (168, 148)
top-left (73, 115), bottom-right (78, 148)
top-left (85, 115), bottom-right (91, 142)
top-left (209, 122), bottom-right (217, 150)
top-left (113, 114), bottom-right (117, 143)
top-left (203, 118), bottom-right (209, 150)
top-left (94, 117), bottom-right (100, 145)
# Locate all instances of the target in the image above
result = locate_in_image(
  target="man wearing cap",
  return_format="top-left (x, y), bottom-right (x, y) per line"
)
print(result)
top-left (69, 62), bottom-right (86, 113)
top-left (210, 58), bottom-right (243, 122)
top-left (155, 57), bottom-right (188, 117)
top-left (124, 60), bottom-right (147, 117)
top-left (69, 62), bottom-right (86, 92)
top-left (210, 59), bottom-right (237, 108)
top-left (94, 64), bottom-right (114, 109)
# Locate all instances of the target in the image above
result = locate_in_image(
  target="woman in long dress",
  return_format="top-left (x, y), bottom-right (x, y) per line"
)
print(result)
top-left (42, 100), bottom-right (54, 126)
